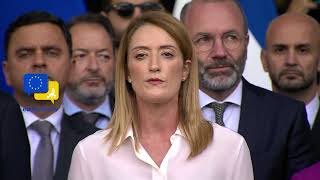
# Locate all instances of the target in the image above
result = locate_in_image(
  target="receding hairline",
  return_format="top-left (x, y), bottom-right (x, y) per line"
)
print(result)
top-left (266, 12), bottom-right (320, 47)
top-left (181, 0), bottom-right (248, 34)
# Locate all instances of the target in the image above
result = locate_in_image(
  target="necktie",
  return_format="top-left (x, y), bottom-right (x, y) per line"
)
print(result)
top-left (209, 102), bottom-right (229, 126)
top-left (73, 112), bottom-right (105, 125)
top-left (31, 120), bottom-right (53, 180)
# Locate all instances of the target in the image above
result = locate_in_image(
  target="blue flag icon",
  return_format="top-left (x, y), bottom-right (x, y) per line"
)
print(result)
top-left (24, 74), bottom-right (48, 95)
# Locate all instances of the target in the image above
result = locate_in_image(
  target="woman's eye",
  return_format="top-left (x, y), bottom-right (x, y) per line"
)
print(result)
top-left (135, 53), bottom-right (147, 60)
top-left (162, 51), bottom-right (174, 58)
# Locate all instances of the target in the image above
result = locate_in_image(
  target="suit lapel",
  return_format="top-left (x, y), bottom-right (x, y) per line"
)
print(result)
top-left (238, 78), bottom-right (267, 153)
top-left (109, 90), bottom-right (115, 113)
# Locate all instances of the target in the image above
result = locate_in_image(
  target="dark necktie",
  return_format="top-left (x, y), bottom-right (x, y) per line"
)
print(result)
top-left (31, 120), bottom-right (53, 180)
top-left (73, 112), bottom-right (106, 125)
top-left (209, 102), bottom-right (229, 126)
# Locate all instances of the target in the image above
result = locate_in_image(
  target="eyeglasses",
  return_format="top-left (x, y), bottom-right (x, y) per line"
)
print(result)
top-left (192, 32), bottom-right (247, 52)
top-left (105, 2), bottom-right (163, 18)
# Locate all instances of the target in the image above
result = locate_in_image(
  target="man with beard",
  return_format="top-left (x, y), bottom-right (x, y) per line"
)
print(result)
top-left (181, 0), bottom-right (315, 180)
top-left (64, 14), bottom-right (115, 129)
top-left (261, 12), bottom-right (320, 160)
top-left (2, 11), bottom-right (98, 180)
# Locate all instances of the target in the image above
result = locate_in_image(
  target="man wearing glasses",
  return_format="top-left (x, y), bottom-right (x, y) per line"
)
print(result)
top-left (100, 0), bottom-right (163, 47)
top-left (181, 0), bottom-right (314, 180)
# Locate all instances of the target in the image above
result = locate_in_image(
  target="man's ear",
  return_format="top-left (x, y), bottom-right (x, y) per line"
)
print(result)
top-left (2, 60), bottom-right (12, 86)
top-left (260, 49), bottom-right (269, 73)
top-left (101, 11), bottom-right (109, 18)
top-left (245, 34), bottom-right (250, 47)
top-left (182, 60), bottom-right (192, 81)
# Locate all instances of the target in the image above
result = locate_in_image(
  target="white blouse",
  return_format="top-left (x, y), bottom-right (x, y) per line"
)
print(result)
top-left (68, 124), bottom-right (254, 180)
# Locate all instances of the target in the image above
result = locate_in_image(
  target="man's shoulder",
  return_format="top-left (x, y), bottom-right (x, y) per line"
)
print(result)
top-left (243, 79), bottom-right (304, 108)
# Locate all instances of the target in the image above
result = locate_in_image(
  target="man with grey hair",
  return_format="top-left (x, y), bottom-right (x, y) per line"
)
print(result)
top-left (64, 14), bottom-right (115, 129)
top-left (182, 0), bottom-right (314, 180)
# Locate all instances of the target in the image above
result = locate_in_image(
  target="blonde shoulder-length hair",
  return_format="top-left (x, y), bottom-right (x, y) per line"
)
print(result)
top-left (106, 11), bottom-right (213, 158)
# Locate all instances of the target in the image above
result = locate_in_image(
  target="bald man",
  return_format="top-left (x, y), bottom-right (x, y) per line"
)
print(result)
top-left (261, 12), bottom-right (320, 160)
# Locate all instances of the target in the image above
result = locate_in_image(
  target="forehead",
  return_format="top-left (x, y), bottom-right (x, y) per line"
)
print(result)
top-left (129, 24), bottom-right (178, 49)
top-left (111, 0), bottom-right (159, 4)
top-left (70, 23), bottom-right (113, 48)
top-left (70, 23), bottom-right (109, 40)
top-left (267, 20), bottom-right (318, 46)
top-left (8, 23), bottom-right (67, 50)
top-left (186, 1), bottom-right (245, 36)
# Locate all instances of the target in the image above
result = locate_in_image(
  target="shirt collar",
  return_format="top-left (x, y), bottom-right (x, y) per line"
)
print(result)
top-left (63, 93), bottom-right (112, 118)
top-left (306, 94), bottom-right (319, 127)
top-left (21, 105), bottom-right (63, 133)
top-left (119, 125), bottom-right (184, 148)
top-left (199, 80), bottom-right (242, 108)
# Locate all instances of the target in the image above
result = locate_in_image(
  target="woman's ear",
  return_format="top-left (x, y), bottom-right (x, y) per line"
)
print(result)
top-left (182, 60), bottom-right (192, 81)
top-left (128, 76), bottom-right (132, 83)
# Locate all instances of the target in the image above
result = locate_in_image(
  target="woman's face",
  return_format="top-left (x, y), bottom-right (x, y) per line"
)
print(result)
top-left (127, 24), bottom-right (190, 104)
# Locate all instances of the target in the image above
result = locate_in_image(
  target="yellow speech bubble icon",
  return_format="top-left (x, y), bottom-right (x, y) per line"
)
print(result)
top-left (34, 81), bottom-right (59, 104)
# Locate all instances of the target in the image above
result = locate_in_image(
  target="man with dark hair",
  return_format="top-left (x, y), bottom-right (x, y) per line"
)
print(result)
top-left (261, 12), bottom-right (320, 161)
top-left (0, 90), bottom-right (31, 180)
top-left (100, 0), bottom-right (164, 46)
top-left (182, 0), bottom-right (314, 180)
top-left (64, 14), bottom-right (116, 128)
top-left (2, 11), bottom-right (98, 180)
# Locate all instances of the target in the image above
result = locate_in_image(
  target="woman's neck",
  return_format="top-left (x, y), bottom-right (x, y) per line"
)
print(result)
top-left (136, 97), bottom-right (179, 137)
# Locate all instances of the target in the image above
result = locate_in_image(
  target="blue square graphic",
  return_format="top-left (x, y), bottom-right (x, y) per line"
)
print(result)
top-left (24, 74), bottom-right (48, 95)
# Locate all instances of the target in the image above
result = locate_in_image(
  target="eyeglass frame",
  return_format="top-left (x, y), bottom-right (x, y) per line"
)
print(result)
top-left (104, 2), bottom-right (163, 19)
top-left (192, 31), bottom-right (249, 52)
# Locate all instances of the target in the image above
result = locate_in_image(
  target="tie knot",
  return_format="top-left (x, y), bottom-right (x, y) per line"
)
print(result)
top-left (31, 120), bottom-right (53, 137)
top-left (73, 112), bottom-right (105, 124)
top-left (208, 102), bottom-right (229, 126)
top-left (210, 102), bottom-right (229, 113)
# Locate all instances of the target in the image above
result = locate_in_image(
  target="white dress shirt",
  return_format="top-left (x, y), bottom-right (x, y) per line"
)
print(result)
top-left (68, 124), bottom-right (254, 180)
top-left (199, 81), bottom-right (242, 132)
top-left (21, 106), bottom-right (63, 174)
top-left (306, 94), bottom-right (319, 128)
top-left (63, 93), bottom-right (112, 129)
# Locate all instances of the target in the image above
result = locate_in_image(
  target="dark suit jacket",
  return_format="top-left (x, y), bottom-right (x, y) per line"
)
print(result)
top-left (109, 88), bottom-right (115, 113)
top-left (237, 78), bottom-right (314, 180)
top-left (0, 91), bottom-right (31, 180)
top-left (54, 113), bottom-right (99, 180)
top-left (311, 102), bottom-right (320, 161)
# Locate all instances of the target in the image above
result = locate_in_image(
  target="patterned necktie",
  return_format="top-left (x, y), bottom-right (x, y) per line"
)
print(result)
top-left (31, 120), bottom-right (53, 180)
top-left (209, 102), bottom-right (229, 126)
top-left (73, 112), bottom-right (105, 125)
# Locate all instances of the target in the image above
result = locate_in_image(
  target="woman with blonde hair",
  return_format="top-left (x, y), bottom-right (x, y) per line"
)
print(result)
top-left (68, 11), bottom-right (253, 180)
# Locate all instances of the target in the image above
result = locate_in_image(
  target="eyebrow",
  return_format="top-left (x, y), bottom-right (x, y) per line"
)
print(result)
top-left (271, 43), bottom-right (311, 48)
top-left (295, 44), bottom-right (311, 48)
top-left (42, 45), bottom-right (62, 51)
top-left (271, 44), bottom-right (288, 48)
top-left (15, 47), bottom-right (35, 54)
top-left (194, 32), bottom-right (210, 37)
top-left (130, 45), bottom-right (178, 51)
top-left (73, 48), bottom-right (112, 53)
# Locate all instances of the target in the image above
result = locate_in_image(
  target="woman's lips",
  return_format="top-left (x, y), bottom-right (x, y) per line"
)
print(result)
top-left (146, 78), bottom-right (164, 85)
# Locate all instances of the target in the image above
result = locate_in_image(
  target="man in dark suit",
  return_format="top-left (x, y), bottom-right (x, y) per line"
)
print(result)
top-left (182, 1), bottom-right (315, 180)
top-left (2, 11), bottom-right (98, 180)
top-left (0, 90), bottom-right (31, 180)
top-left (63, 14), bottom-right (116, 129)
top-left (261, 12), bottom-right (320, 161)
